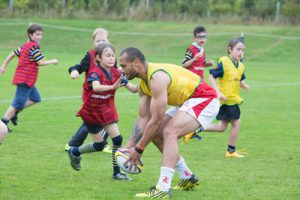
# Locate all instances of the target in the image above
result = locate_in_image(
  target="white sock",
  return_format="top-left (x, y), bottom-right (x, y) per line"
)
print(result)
top-left (175, 157), bottom-right (192, 179)
top-left (156, 167), bottom-right (175, 192)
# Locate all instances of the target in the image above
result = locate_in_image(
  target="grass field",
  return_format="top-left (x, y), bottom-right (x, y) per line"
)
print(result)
top-left (0, 18), bottom-right (299, 200)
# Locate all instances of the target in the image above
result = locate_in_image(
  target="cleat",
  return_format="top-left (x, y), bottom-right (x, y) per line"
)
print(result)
top-left (225, 151), bottom-right (245, 158)
top-left (102, 144), bottom-right (112, 154)
top-left (112, 172), bottom-right (133, 181)
top-left (64, 143), bottom-right (72, 151)
top-left (7, 127), bottom-right (12, 133)
top-left (68, 148), bottom-right (81, 171)
top-left (10, 114), bottom-right (18, 126)
top-left (173, 174), bottom-right (199, 190)
top-left (135, 186), bottom-right (171, 198)
top-left (191, 134), bottom-right (202, 141)
top-left (183, 132), bottom-right (195, 143)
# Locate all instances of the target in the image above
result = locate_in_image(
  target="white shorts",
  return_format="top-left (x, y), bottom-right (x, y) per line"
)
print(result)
top-left (166, 98), bottom-right (220, 129)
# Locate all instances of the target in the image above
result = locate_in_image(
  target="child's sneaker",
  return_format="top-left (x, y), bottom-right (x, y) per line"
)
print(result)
top-left (10, 114), bottom-right (18, 126)
top-left (225, 151), bottom-right (244, 158)
top-left (112, 172), bottom-right (133, 181)
top-left (68, 148), bottom-right (81, 171)
top-left (102, 144), bottom-right (112, 154)
top-left (64, 143), bottom-right (72, 151)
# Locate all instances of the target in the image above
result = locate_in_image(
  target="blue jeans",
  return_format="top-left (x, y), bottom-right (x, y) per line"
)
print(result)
top-left (11, 84), bottom-right (41, 110)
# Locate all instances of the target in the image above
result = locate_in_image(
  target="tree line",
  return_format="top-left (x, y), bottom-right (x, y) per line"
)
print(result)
top-left (0, 0), bottom-right (299, 24)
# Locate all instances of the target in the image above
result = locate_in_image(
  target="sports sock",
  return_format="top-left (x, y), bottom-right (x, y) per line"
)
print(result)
top-left (175, 157), bottom-right (192, 179)
top-left (157, 167), bottom-right (175, 192)
top-left (227, 145), bottom-right (236, 153)
top-left (112, 135), bottom-right (122, 175)
top-left (68, 123), bottom-right (89, 147)
top-left (1, 118), bottom-right (9, 125)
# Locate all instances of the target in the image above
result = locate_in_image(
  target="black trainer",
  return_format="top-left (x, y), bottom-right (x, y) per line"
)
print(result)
top-left (68, 148), bottom-right (81, 171)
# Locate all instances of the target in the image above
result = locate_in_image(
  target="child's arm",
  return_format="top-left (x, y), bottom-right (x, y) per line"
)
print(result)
top-left (208, 74), bottom-right (226, 101)
top-left (0, 51), bottom-right (16, 74)
top-left (92, 77), bottom-right (123, 93)
top-left (69, 52), bottom-right (90, 79)
top-left (125, 82), bottom-right (138, 93)
top-left (182, 51), bottom-right (203, 68)
top-left (204, 59), bottom-right (215, 67)
top-left (240, 80), bottom-right (249, 91)
top-left (39, 59), bottom-right (58, 66)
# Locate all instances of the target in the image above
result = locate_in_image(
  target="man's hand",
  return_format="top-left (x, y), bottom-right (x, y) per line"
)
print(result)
top-left (123, 148), bottom-right (143, 171)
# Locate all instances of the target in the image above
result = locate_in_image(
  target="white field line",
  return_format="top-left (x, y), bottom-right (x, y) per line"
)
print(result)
top-left (0, 82), bottom-right (300, 104)
top-left (1, 22), bottom-right (299, 40)
top-left (0, 92), bottom-right (135, 104)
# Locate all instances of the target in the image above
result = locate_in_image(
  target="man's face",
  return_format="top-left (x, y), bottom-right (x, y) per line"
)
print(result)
top-left (119, 53), bottom-right (138, 80)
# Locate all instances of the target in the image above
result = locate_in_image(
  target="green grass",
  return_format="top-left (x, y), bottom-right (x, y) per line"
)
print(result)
top-left (0, 18), bottom-right (299, 200)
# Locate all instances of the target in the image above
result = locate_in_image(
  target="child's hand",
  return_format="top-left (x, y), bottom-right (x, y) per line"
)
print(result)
top-left (52, 59), bottom-right (58, 65)
top-left (240, 81), bottom-right (249, 91)
top-left (0, 66), bottom-right (5, 74)
top-left (194, 51), bottom-right (203, 60)
top-left (70, 70), bottom-right (80, 79)
top-left (243, 84), bottom-right (249, 91)
top-left (205, 59), bottom-right (214, 67)
top-left (218, 92), bottom-right (227, 101)
top-left (112, 77), bottom-right (123, 90)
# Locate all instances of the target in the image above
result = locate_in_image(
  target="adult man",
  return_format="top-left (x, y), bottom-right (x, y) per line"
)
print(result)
top-left (119, 47), bottom-right (219, 198)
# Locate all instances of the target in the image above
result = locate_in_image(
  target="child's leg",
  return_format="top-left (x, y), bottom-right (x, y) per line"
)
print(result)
top-left (0, 121), bottom-right (8, 144)
top-left (71, 128), bottom-right (106, 156)
top-left (67, 123), bottom-right (106, 171)
top-left (204, 120), bottom-right (228, 132)
top-left (4, 86), bottom-right (41, 126)
top-left (104, 123), bottom-right (122, 175)
top-left (104, 123), bottom-right (132, 180)
top-left (2, 106), bottom-right (18, 122)
top-left (68, 123), bottom-right (89, 147)
top-left (227, 119), bottom-right (241, 152)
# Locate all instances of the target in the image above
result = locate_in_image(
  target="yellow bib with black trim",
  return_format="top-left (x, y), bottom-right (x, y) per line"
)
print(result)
top-left (139, 63), bottom-right (201, 106)
top-left (218, 56), bottom-right (245, 105)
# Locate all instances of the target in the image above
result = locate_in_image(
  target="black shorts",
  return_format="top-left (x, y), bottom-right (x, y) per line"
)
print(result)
top-left (216, 104), bottom-right (240, 121)
top-left (84, 122), bottom-right (103, 134)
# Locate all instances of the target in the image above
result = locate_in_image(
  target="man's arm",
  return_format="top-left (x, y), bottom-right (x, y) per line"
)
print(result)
top-left (124, 91), bottom-right (151, 149)
top-left (135, 71), bottom-right (169, 149)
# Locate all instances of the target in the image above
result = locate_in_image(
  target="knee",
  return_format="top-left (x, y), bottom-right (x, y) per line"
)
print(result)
top-left (112, 135), bottom-right (123, 146)
top-left (162, 127), bottom-right (176, 140)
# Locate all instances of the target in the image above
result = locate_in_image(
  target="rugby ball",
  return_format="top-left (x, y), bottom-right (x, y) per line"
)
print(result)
top-left (115, 149), bottom-right (143, 174)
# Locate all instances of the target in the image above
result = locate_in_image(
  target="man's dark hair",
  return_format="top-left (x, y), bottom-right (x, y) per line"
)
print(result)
top-left (27, 24), bottom-right (43, 36)
top-left (193, 26), bottom-right (206, 37)
top-left (120, 47), bottom-right (146, 63)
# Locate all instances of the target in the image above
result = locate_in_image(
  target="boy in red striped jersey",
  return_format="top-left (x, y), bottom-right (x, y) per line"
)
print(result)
top-left (182, 25), bottom-right (214, 142)
top-left (0, 24), bottom-right (58, 134)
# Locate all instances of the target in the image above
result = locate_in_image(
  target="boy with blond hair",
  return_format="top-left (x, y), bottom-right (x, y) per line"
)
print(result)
top-left (65, 28), bottom-right (113, 153)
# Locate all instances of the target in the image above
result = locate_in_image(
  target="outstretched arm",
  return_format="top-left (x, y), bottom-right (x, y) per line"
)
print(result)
top-left (125, 82), bottom-right (138, 93)
top-left (0, 51), bottom-right (16, 74)
top-left (39, 59), bottom-right (58, 66)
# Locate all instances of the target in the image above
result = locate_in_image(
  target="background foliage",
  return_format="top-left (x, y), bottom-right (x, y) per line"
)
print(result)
top-left (0, 0), bottom-right (299, 24)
